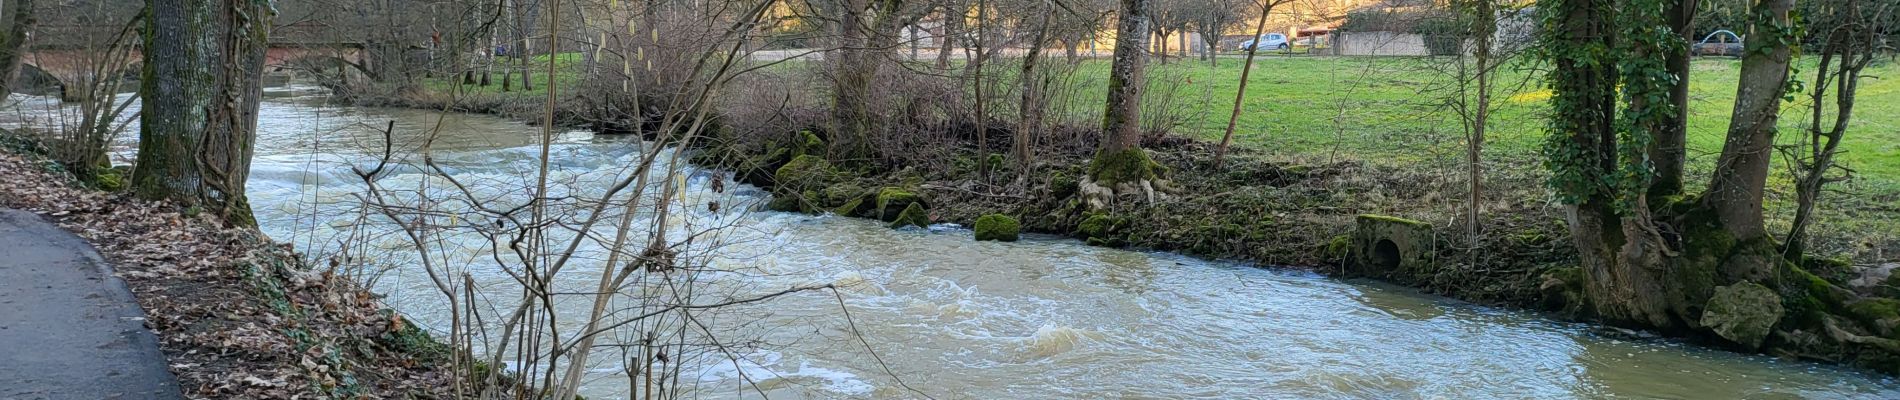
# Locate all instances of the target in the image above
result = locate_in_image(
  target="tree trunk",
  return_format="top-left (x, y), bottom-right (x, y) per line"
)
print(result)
top-left (834, 0), bottom-right (875, 155)
top-left (1543, 0), bottom-right (1679, 328)
top-left (1101, 1), bottom-right (1149, 155)
top-left (0, 0), bottom-right (35, 99)
top-left (936, 3), bottom-right (960, 70)
top-left (1081, 0), bottom-right (1161, 209)
top-left (1014, 4), bottom-right (1053, 173)
top-left (1648, 0), bottom-right (1696, 197)
top-left (1214, 2), bottom-right (1275, 167)
top-left (133, 0), bottom-right (272, 227)
top-left (1706, 0), bottom-right (1795, 244)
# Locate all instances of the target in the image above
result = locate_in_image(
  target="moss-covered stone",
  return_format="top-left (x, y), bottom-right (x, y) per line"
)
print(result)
top-left (1847, 298), bottom-right (1900, 339)
top-left (832, 193), bottom-right (875, 217)
top-left (1086, 148), bottom-right (1160, 186)
top-left (1699, 282), bottom-right (1784, 350)
top-left (1324, 235), bottom-right (1352, 259)
top-left (794, 130), bottom-right (825, 157)
top-left (822, 184), bottom-right (865, 208)
top-left (766, 194), bottom-right (804, 212)
top-left (774, 154), bottom-right (834, 190)
top-left (888, 202), bottom-right (929, 229)
top-left (1049, 171), bottom-right (1078, 199)
top-left (973, 214), bottom-right (1021, 242)
top-left (875, 187), bottom-right (925, 222)
top-left (90, 166), bottom-right (127, 191)
top-left (1076, 213), bottom-right (1126, 246)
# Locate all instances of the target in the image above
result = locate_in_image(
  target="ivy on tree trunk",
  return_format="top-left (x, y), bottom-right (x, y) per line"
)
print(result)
top-left (133, 0), bottom-right (272, 228)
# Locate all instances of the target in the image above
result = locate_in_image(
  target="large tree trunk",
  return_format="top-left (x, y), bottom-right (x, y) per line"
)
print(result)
top-left (1544, 0), bottom-right (1680, 328)
top-left (1706, 0), bottom-right (1795, 245)
top-left (133, 0), bottom-right (272, 227)
top-left (0, 0), bottom-right (35, 99)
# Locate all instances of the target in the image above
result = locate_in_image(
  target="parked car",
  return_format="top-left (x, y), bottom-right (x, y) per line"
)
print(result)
top-left (1693, 30), bottom-right (1744, 57)
top-left (1240, 33), bottom-right (1290, 51)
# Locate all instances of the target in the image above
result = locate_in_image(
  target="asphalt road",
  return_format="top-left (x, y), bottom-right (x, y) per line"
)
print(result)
top-left (0, 209), bottom-right (180, 400)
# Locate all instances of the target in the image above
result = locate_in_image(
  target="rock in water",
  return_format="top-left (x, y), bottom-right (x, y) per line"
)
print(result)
top-left (1700, 282), bottom-right (1784, 350)
top-left (973, 214), bottom-right (1020, 242)
top-left (875, 187), bottom-right (925, 221)
top-left (889, 202), bottom-right (930, 229)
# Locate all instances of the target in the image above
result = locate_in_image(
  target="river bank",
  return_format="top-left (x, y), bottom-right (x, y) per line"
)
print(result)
top-left (356, 83), bottom-right (1900, 376)
top-left (0, 137), bottom-right (455, 398)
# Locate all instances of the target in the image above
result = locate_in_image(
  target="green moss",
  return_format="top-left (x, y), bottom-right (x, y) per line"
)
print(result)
top-left (832, 194), bottom-right (874, 217)
top-left (88, 166), bottom-right (128, 191)
top-left (1076, 213), bottom-right (1126, 246)
top-left (795, 130), bottom-right (825, 156)
top-left (986, 153), bottom-right (1007, 172)
top-left (1324, 235), bottom-right (1353, 258)
top-left (889, 202), bottom-right (930, 229)
top-left (774, 154), bottom-right (834, 189)
top-left (973, 214), bottom-right (1021, 242)
top-left (1049, 172), bottom-right (1078, 199)
top-left (1087, 148), bottom-right (1160, 185)
top-left (875, 187), bottom-right (925, 221)
top-left (822, 184), bottom-right (865, 208)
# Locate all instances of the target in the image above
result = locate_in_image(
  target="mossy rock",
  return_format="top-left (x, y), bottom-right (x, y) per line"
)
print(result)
top-left (888, 202), bottom-right (929, 229)
top-left (1048, 172), bottom-right (1078, 199)
top-left (822, 184), bottom-right (865, 208)
top-left (774, 154), bottom-right (834, 190)
top-left (1699, 282), bottom-right (1784, 350)
top-left (875, 187), bottom-right (926, 222)
top-left (1324, 235), bottom-right (1352, 259)
top-left (1087, 148), bottom-right (1162, 185)
top-left (1847, 298), bottom-right (1900, 339)
top-left (90, 166), bottom-right (128, 191)
top-left (766, 194), bottom-right (804, 213)
top-left (794, 130), bottom-right (825, 156)
top-left (832, 193), bottom-right (875, 217)
top-left (1076, 213), bottom-right (1126, 246)
top-left (973, 214), bottom-right (1021, 242)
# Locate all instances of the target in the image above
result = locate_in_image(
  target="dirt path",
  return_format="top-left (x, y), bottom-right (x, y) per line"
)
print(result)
top-left (0, 209), bottom-right (180, 399)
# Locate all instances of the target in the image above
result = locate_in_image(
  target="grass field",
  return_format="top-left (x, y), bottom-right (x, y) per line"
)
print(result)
top-left (1051, 56), bottom-right (1900, 192)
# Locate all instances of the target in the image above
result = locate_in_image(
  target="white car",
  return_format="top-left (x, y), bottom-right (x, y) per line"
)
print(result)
top-left (1240, 33), bottom-right (1290, 51)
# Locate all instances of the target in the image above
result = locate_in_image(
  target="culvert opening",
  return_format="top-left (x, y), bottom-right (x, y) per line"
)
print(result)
top-left (1373, 239), bottom-right (1401, 270)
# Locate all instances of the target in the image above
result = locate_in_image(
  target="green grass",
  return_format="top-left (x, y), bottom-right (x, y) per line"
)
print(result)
top-left (420, 52), bottom-right (586, 99)
top-left (1049, 56), bottom-right (1899, 192)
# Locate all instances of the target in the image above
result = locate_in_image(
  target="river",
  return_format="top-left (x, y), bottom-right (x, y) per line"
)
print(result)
top-left (6, 87), bottom-right (1898, 399)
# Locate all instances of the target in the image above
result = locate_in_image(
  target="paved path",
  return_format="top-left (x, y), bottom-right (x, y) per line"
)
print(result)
top-left (0, 210), bottom-right (180, 399)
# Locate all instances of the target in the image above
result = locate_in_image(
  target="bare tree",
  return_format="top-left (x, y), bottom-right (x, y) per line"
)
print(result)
top-left (1782, 0), bottom-right (1895, 257)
